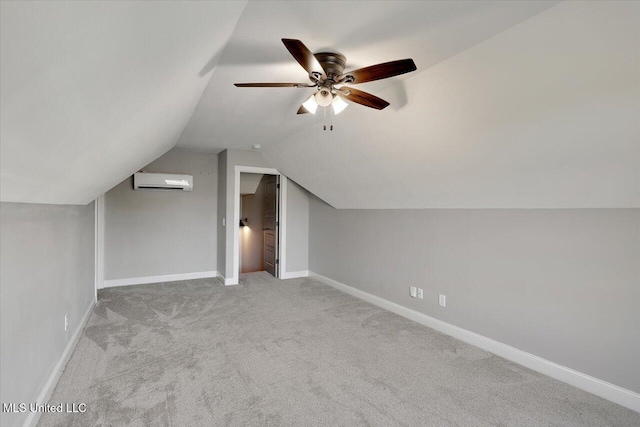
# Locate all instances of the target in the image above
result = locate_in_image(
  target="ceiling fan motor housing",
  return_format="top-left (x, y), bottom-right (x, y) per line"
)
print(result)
top-left (314, 52), bottom-right (347, 80)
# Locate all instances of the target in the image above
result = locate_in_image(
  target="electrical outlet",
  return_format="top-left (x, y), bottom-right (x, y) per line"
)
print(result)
top-left (410, 286), bottom-right (417, 298)
top-left (64, 314), bottom-right (68, 331)
top-left (438, 294), bottom-right (446, 307)
top-left (417, 288), bottom-right (424, 299)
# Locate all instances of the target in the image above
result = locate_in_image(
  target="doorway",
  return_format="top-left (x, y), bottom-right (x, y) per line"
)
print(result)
top-left (232, 165), bottom-right (288, 285)
top-left (239, 173), bottom-right (279, 277)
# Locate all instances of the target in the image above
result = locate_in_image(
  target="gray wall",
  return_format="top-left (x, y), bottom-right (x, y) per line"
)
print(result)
top-left (104, 149), bottom-right (217, 280)
top-left (222, 149), bottom-right (274, 280)
top-left (285, 179), bottom-right (309, 273)
top-left (309, 196), bottom-right (640, 393)
top-left (217, 150), bottom-right (310, 279)
top-left (217, 150), bottom-right (227, 278)
top-left (1, 202), bottom-right (95, 427)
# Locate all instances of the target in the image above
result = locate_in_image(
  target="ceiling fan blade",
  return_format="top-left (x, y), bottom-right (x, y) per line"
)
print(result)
top-left (282, 38), bottom-right (326, 76)
top-left (234, 83), bottom-right (315, 88)
top-left (297, 105), bottom-right (310, 114)
top-left (338, 87), bottom-right (390, 110)
top-left (342, 59), bottom-right (416, 84)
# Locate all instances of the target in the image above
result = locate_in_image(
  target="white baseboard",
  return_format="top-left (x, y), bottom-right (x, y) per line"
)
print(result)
top-left (103, 271), bottom-right (218, 288)
top-left (24, 300), bottom-right (95, 427)
top-left (309, 272), bottom-right (640, 413)
top-left (280, 270), bottom-right (309, 279)
top-left (216, 273), bottom-right (238, 286)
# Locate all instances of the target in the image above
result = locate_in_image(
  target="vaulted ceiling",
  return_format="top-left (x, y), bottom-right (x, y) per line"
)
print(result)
top-left (2, 1), bottom-right (638, 208)
top-left (1, 1), bottom-right (246, 204)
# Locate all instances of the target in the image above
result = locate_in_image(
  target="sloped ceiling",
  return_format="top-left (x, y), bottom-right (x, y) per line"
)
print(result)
top-left (260, 1), bottom-right (640, 208)
top-left (178, 0), bottom-right (639, 208)
top-left (0, 1), bottom-right (246, 204)
top-left (2, 1), bottom-right (638, 208)
top-left (240, 173), bottom-right (263, 196)
top-left (177, 0), bottom-right (559, 152)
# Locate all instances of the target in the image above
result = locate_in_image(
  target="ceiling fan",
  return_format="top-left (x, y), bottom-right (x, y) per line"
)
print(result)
top-left (235, 38), bottom-right (417, 123)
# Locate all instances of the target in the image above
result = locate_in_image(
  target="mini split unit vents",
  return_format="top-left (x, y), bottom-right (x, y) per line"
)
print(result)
top-left (133, 172), bottom-right (193, 191)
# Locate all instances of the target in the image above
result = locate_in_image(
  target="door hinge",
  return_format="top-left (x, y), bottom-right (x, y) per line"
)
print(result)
top-left (276, 221), bottom-right (279, 226)
top-left (277, 184), bottom-right (280, 189)
top-left (275, 259), bottom-right (279, 264)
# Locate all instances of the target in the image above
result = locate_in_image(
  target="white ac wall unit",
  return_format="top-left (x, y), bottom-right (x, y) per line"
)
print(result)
top-left (133, 172), bottom-right (193, 191)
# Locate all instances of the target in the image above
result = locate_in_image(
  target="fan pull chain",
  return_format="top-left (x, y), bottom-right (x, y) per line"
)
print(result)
top-left (330, 106), bottom-right (334, 131)
top-left (321, 106), bottom-right (334, 131)
top-left (323, 106), bottom-right (326, 131)
top-left (321, 107), bottom-right (334, 131)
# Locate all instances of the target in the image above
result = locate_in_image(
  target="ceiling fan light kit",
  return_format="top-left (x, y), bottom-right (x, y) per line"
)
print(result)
top-left (315, 87), bottom-right (333, 107)
top-left (302, 95), bottom-right (318, 114)
top-left (235, 38), bottom-right (417, 129)
top-left (331, 95), bottom-right (349, 115)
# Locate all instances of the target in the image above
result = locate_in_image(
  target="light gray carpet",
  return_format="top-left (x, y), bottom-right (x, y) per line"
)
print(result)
top-left (39, 272), bottom-right (639, 426)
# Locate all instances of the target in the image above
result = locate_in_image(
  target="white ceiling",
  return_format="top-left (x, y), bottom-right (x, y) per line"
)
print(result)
top-left (261, 0), bottom-right (640, 208)
top-left (240, 173), bottom-right (263, 196)
top-left (1, 0), bottom-right (246, 204)
top-left (2, 1), bottom-right (638, 208)
top-left (177, 0), bottom-right (559, 152)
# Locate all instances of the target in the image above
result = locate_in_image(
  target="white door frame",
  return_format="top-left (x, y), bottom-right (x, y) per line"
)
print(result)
top-left (233, 166), bottom-right (287, 283)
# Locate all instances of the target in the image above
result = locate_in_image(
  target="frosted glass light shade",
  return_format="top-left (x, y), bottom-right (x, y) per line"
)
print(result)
top-left (302, 95), bottom-right (318, 114)
top-left (332, 96), bottom-right (348, 115)
top-left (315, 88), bottom-right (333, 107)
